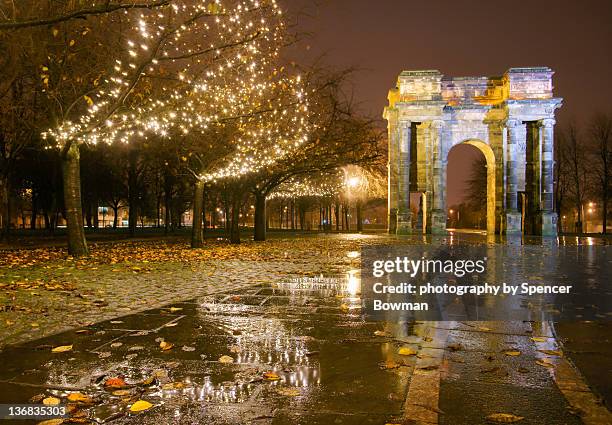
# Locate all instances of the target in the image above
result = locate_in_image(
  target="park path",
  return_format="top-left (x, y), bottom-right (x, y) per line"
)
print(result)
top-left (0, 233), bottom-right (610, 424)
top-left (0, 274), bottom-right (609, 424)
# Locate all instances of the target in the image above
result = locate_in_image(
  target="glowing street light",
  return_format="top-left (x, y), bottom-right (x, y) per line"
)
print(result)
top-left (346, 176), bottom-right (361, 188)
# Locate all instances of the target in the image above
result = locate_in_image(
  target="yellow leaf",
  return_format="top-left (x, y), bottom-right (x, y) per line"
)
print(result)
top-left (69, 40), bottom-right (76, 46)
top-left (485, 413), bottom-right (524, 423)
top-left (537, 349), bottom-right (562, 357)
top-left (112, 389), bottom-right (130, 396)
top-left (39, 420), bottom-right (64, 425)
top-left (530, 337), bottom-right (547, 342)
top-left (218, 355), bottom-right (234, 363)
top-left (503, 350), bottom-right (521, 357)
top-left (42, 396), bottom-right (61, 406)
top-left (536, 359), bottom-right (554, 368)
top-left (159, 341), bottom-right (174, 351)
top-left (67, 392), bottom-right (92, 403)
top-left (42, 66), bottom-right (49, 71)
top-left (169, 307), bottom-right (182, 312)
top-left (52, 28), bottom-right (59, 37)
top-left (263, 371), bottom-right (280, 381)
top-left (51, 345), bottom-right (73, 353)
top-left (129, 400), bottom-right (153, 412)
top-left (398, 347), bottom-right (417, 356)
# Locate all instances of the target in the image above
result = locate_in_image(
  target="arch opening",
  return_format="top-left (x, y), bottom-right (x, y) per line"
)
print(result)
top-left (446, 140), bottom-right (496, 234)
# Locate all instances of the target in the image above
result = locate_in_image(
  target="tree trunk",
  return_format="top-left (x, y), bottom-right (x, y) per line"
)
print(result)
top-left (230, 196), bottom-right (241, 244)
top-left (356, 201), bottom-right (363, 231)
top-left (1, 176), bottom-right (10, 240)
top-left (335, 204), bottom-right (340, 231)
top-left (254, 193), bottom-right (266, 241)
top-left (191, 180), bottom-right (204, 248)
top-left (93, 200), bottom-right (99, 229)
top-left (30, 193), bottom-right (38, 230)
top-left (127, 149), bottom-right (138, 237)
top-left (603, 191), bottom-right (608, 235)
top-left (61, 143), bottom-right (88, 256)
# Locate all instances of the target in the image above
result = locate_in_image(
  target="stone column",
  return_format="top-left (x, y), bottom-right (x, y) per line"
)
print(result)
top-left (539, 118), bottom-right (557, 236)
top-left (430, 120), bottom-right (447, 234)
top-left (387, 121), bottom-right (398, 233)
top-left (505, 119), bottom-right (524, 234)
top-left (396, 121), bottom-right (412, 234)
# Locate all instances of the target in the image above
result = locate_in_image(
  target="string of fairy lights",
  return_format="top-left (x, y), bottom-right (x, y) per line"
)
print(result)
top-left (43, 0), bottom-right (310, 180)
top-left (268, 171), bottom-right (345, 200)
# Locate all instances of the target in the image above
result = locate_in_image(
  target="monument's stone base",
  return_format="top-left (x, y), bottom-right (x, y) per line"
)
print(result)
top-left (396, 210), bottom-right (413, 235)
top-left (541, 212), bottom-right (558, 236)
top-left (505, 211), bottom-right (522, 235)
top-left (431, 210), bottom-right (447, 235)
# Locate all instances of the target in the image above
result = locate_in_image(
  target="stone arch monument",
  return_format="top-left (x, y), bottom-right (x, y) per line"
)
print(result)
top-left (383, 68), bottom-right (562, 236)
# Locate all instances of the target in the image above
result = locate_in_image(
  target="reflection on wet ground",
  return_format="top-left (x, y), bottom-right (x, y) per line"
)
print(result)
top-left (0, 232), bottom-right (609, 424)
top-left (0, 277), bottom-right (417, 424)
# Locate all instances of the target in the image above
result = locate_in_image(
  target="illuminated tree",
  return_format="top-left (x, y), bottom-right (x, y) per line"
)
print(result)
top-left (31, 0), bottom-right (297, 256)
top-left (245, 69), bottom-right (382, 240)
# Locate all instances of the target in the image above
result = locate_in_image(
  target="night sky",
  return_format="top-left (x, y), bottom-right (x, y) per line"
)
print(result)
top-left (286, 0), bottom-right (612, 205)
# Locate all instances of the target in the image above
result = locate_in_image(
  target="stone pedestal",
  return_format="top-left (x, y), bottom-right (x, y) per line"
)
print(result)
top-left (388, 208), bottom-right (397, 234)
top-left (396, 210), bottom-right (413, 234)
top-left (505, 211), bottom-right (522, 235)
top-left (540, 212), bottom-right (558, 236)
top-left (430, 210), bottom-right (447, 234)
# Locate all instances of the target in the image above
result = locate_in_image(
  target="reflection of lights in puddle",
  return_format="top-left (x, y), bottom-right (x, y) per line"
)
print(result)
top-left (346, 251), bottom-right (360, 259)
top-left (346, 270), bottom-right (360, 296)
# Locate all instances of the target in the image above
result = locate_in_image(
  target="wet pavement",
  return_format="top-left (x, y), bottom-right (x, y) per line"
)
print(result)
top-left (0, 279), bottom-right (416, 424)
top-left (0, 233), bottom-right (609, 424)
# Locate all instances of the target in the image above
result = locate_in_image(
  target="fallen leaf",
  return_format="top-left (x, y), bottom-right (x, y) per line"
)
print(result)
top-left (67, 392), bottom-right (93, 403)
top-left (112, 389), bottom-right (131, 396)
top-left (374, 330), bottom-right (389, 337)
top-left (42, 396), bottom-right (61, 405)
top-left (503, 350), bottom-right (521, 357)
top-left (398, 347), bottom-right (417, 356)
top-left (160, 341), bottom-right (174, 351)
top-left (129, 400), bottom-right (153, 412)
top-left (98, 352), bottom-right (111, 359)
top-left (110, 342), bottom-right (123, 348)
top-left (537, 349), bottom-right (562, 357)
top-left (51, 345), bottom-right (73, 353)
top-left (168, 307), bottom-right (183, 312)
top-left (218, 355), bottom-right (234, 363)
top-left (530, 337), bottom-right (547, 342)
top-left (485, 412), bottom-right (524, 423)
top-left (104, 377), bottom-right (127, 388)
top-left (536, 359), bottom-right (554, 368)
top-left (379, 360), bottom-right (401, 370)
top-left (128, 346), bottom-right (144, 351)
top-left (276, 387), bottom-right (300, 396)
top-left (182, 345), bottom-right (196, 352)
top-left (263, 371), bottom-right (280, 381)
top-left (38, 420), bottom-right (64, 425)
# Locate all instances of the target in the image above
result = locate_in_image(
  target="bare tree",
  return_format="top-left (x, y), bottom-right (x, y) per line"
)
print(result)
top-left (589, 114), bottom-right (612, 234)
top-left (563, 123), bottom-right (589, 233)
